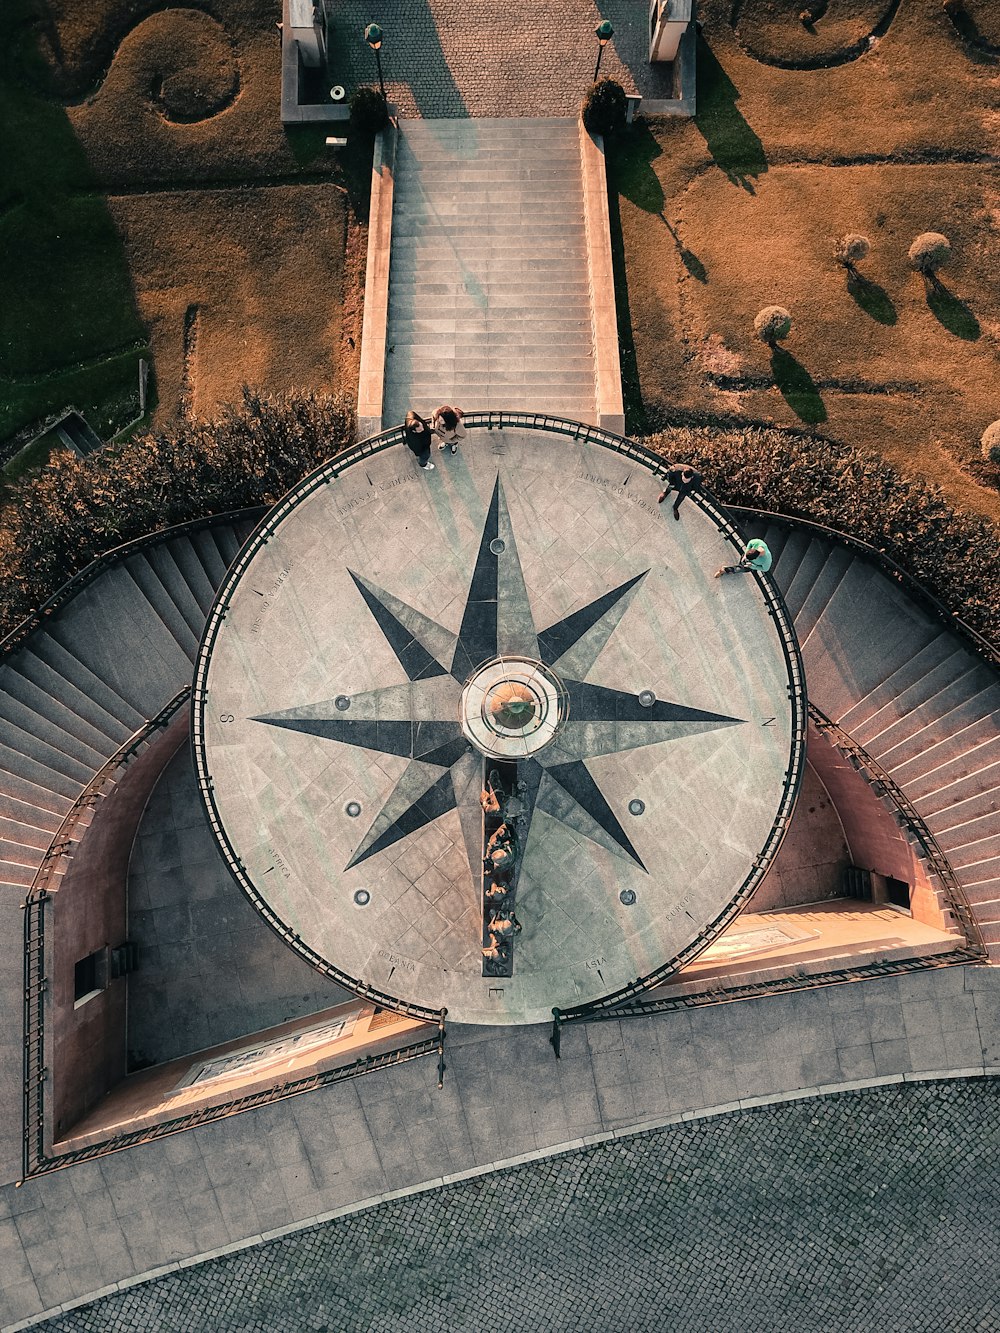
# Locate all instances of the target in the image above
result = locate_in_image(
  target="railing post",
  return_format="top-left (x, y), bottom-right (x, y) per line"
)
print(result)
top-left (436, 1007), bottom-right (447, 1088)
top-left (550, 1007), bottom-right (561, 1059)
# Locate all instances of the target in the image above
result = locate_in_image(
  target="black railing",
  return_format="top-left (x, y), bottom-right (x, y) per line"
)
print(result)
top-left (23, 1030), bottom-right (443, 1178)
top-left (808, 703), bottom-right (987, 960)
top-left (21, 688), bottom-right (192, 1182)
top-left (0, 507), bottom-right (267, 662)
top-left (728, 506), bottom-right (1000, 673)
top-left (551, 942), bottom-right (984, 1044)
top-left (192, 414), bottom-right (808, 1021)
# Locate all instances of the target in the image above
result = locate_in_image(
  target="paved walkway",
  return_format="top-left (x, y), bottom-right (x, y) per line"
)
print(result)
top-left (27, 1078), bottom-right (1000, 1332)
top-left (4, 965), bottom-right (1000, 1328)
top-left (325, 0), bottom-right (677, 118)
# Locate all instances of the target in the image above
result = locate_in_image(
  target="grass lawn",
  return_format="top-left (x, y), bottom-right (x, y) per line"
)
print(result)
top-left (0, 0), bottom-right (362, 457)
top-left (612, 0), bottom-right (1000, 522)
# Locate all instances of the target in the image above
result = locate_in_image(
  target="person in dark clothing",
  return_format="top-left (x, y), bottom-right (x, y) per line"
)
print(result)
top-left (403, 410), bottom-right (434, 470)
top-left (657, 464), bottom-right (702, 519)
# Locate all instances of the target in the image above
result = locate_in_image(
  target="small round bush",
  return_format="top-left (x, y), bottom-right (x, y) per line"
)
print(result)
top-left (753, 306), bottom-right (792, 345)
top-left (581, 78), bottom-right (627, 136)
top-left (833, 234), bottom-right (871, 269)
top-left (908, 232), bottom-right (951, 276)
top-left (981, 420), bottom-right (1000, 466)
top-left (350, 86), bottom-right (389, 135)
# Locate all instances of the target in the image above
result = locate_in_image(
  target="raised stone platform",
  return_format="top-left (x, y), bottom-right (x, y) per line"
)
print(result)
top-left (195, 423), bottom-right (801, 1024)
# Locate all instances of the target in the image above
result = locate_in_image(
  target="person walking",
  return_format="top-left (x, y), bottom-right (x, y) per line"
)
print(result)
top-left (715, 537), bottom-right (773, 578)
top-left (433, 404), bottom-right (466, 454)
top-left (403, 409), bottom-right (434, 470)
top-left (657, 463), bottom-right (702, 520)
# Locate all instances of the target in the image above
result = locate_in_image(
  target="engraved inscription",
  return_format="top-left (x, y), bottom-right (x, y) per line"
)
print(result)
top-left (267, 845), bottom-right (292, 880)
top-left (250, 566), bottom-right (292, 634)
top-left (580, 471), bottom-right (658, 517)
top-left (377, 948), bottom-right (416, 973)
top-left (665, 891), bottom-right (695, 922)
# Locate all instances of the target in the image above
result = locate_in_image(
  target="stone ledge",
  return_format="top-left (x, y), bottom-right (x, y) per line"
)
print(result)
top-left (357, 124), bottom-right (397, 438)
top-left (578, 124), bottom-right (625, 435)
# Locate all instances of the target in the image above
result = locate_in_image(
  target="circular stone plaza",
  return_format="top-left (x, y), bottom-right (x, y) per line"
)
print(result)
top-left (1, 414), bottom-right (998, 1332)
top-left (195, 424), bottom-right (800, 1025)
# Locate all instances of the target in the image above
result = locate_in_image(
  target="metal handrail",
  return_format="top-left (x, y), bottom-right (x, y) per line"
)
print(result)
top-left (191, 413), bottom-right (808, 1021)
top-left (23, 1029), bottom-right (441, 1177)
top-left (728, 505), bottom-right (1000, 671)
top-left (550, 942), bottom-right (983, 1045)
top-left (21, 689), bottom-right (191, 1182)
top-left (0, 507), bottom-right (268, 661)
top-left (808, 702), bottom-right (986, 960)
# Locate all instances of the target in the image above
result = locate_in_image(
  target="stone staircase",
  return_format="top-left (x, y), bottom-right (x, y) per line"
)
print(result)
top-left (0, 519), bottom-right (257, 899)
top-left (381, 118), bottom-right (597, 425)
top-left (744, 516), bottom-right (1000, 959)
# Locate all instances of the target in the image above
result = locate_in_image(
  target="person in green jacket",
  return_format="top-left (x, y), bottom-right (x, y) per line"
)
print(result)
top-left (715, 538), bottom-right (772, 578)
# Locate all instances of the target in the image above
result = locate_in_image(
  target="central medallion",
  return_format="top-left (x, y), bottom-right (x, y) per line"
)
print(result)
top-left (460, 655), bottom-right (569, 757)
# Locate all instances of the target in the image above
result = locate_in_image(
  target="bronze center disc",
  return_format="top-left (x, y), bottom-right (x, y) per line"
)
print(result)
top-left (488, 680), bottom-right (536, 729)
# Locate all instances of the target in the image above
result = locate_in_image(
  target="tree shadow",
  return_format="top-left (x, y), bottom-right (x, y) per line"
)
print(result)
top-left (608, 122), bottom-right (665, 214)
top-left (662, 217), bottom-right (708, 282)
top-left (606, 183), bottom-right (645, 432)
top-left (694, 34), bottom-right (768, 191)
top-left (771, 347), bottom-right (826, 423)
top-left (926, 278), bottom-right (981, 340)
top-left (847, 272), bottom-right (897, 325)
top-left (607, 128), bottom-right (707, 282)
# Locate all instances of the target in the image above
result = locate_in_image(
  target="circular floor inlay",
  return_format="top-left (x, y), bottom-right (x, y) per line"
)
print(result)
top-left (195, 424), bottom-right (801, 1024)
top-left (460, 656), bottom-right (568, 757)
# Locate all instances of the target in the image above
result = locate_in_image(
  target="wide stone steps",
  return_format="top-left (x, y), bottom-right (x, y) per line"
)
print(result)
top-left (383, 117), bottom-right (597, 425)
top-left (0, 517), bottom-right (257, 897)
top-left (752, 516), bottom-right (1000, 959)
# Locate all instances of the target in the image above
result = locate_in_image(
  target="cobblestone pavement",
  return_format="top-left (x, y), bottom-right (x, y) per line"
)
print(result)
top-left (324, 0), bottom-right (677, 118)
top-left (38, 1080), bottom-right (1000, 1333)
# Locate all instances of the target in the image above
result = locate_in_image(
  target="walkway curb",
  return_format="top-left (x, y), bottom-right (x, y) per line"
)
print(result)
top-left (8, 1066), bottom-right (996, 1332)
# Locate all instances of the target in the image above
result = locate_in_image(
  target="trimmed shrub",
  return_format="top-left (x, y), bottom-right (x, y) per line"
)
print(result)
top-left (833, 233), bottom-right (871, 270)
top-left (981, 420), bottom-right (1000, 466)
top-left (753, 306), bottom-right (792, 345)
top-left (581, 78), bottom-right (627, 136)
top-left (0, 389), bottom-right (355, 639)
top-left (640, 422), bottom-right (1000, 644)
top-left (908, 232), bottom-right (952, 276)
top-left (350, 86), bottom-right (389, 135)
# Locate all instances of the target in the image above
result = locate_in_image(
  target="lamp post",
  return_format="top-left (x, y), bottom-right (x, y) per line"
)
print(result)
top-left (364, 23), bottom-right (386, 102)
top-left (594, 20), bottom-right (614, 81)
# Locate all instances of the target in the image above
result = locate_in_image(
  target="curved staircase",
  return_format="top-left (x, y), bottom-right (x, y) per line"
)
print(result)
top-left (741, 513), bottom-right (1000, 959)
top-left (0, 517), bottom-right (260, 1179)
top-left (0, 519), bottom-right (258, 899)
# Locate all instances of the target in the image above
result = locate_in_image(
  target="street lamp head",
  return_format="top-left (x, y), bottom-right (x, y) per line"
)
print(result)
top-left (365, 22), bottom-right (383, 50)
top-left (595, 19), bottom-right (614, 46)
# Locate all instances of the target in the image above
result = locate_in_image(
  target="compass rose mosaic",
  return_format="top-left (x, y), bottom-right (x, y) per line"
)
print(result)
top-left (195, 424), bottom-right (800, 1024)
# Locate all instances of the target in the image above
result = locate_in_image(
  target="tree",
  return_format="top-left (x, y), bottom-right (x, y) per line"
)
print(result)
top-left (908, 232), bottom-right (952, 278)
top-left (581, 79), bottom-right (627, 136)
top-left (753, 306), bottom-right (792, 346)
top-left (833, 233), bottom-right (871, 275)
top-left (981, 420), bottom-right (1000, 466)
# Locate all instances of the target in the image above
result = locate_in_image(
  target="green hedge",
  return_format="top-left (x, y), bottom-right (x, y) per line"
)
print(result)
top-left (641, 423), bottom-right (1000, 645)
top-left (0, 389), bottom-right (355, 638)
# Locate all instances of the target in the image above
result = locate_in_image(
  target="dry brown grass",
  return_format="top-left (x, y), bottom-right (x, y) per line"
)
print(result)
top-left (12, 0), bottom-right (364, 437)
top-left (109, 186), bottom-right (352, 421)
top-left (616, 0), bottom-right (1000, 523)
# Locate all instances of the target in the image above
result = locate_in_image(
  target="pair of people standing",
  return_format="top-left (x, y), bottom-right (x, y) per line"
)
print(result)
top-left (403, 406), bottom-right (466, 471)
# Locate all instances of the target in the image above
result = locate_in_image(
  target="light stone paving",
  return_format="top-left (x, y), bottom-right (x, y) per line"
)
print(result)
top-left (198, 425), bottom-right (797, 1023)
